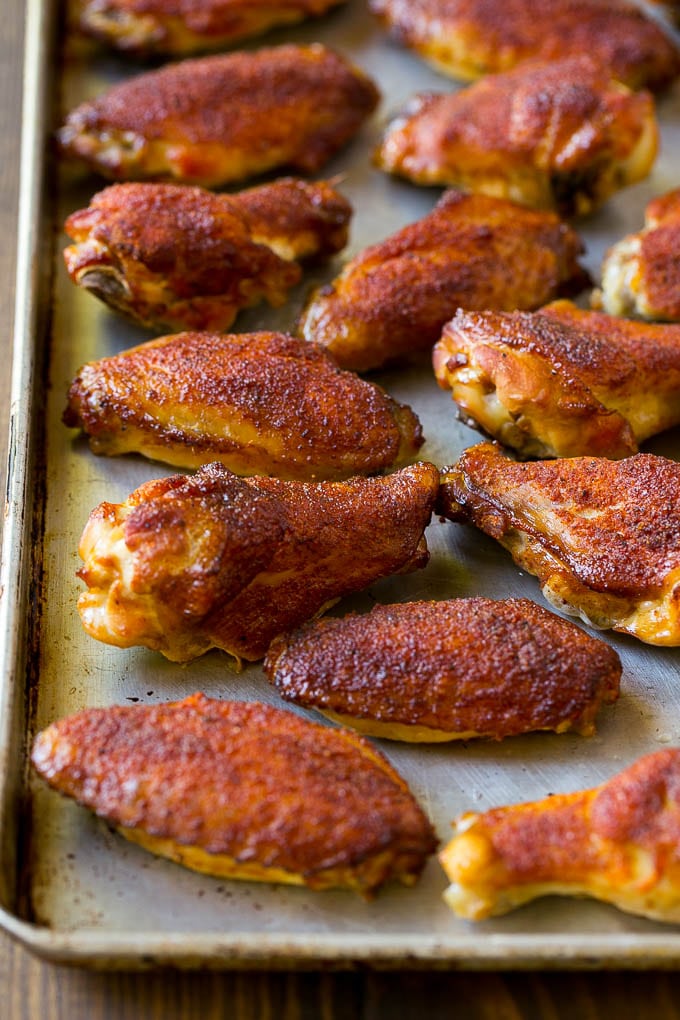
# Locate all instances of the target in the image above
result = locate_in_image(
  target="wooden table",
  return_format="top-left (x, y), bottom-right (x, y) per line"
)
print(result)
top-left (2, 3), bottom-right (680, 1016)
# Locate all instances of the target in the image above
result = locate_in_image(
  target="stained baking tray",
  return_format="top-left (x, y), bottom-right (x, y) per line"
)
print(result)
top-left (2, 0), bottom-right (680, 969)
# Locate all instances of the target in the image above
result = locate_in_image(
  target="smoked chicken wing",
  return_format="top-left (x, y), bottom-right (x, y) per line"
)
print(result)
top-left (56, 44), bottom-right (380, 186)
top-left (369, 0), bottom-right (680, 92)
top-left (73, 0), bottom-right (347, 56)
top-left (437, 443), bottom-right (680, 645)
top-left (433, 301), bottom-right (680, 459)
top-left (598, 189), bottom-right (680, 322)
top-left (376, 57), bottom-right (657, 217)
top-left (440, 748), bottom-right (680, 923)
top-left (63, 179), bottom-right (352, 333)
top-left (63, 330), bottom-right (424, 479)
top-left (77, 461), bottom-right (439, 662)
top-left (265, 597), bottom-right (621, 741)
top-left (32, 693), bottom-right (437, 895)
top-left (298, 190), bottom-right (589, 372)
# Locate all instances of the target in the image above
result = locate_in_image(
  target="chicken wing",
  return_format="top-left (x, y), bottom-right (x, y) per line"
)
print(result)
top-left (74, 0), bottom-right (347, 56)
top-left (63, 331), bottom-right (424, 479)
top-left (77, 461), bottom-right (438, 662)
top-left (433, 301), bottom-right (680, 459)
top-left (56, 44), bottom-right (380, 186)
top-left (265, 598), bottom-right (621, 742)
top-left (598, 189), bottom-right (680, 322)
top-left (32, 693), bottom-right (437, 895)
top-left (437, 443), bottom-right (680, 645)
top-left (376, 57), bottom-right (657, 217)
top-left (63, 180), bottom-right (351, 333)
top-left (297, 190), bottom-right (589, 372)
top-left (369, 0), bottom-right (680, 92)
top-left (440, 748), bottom-right (680, 923)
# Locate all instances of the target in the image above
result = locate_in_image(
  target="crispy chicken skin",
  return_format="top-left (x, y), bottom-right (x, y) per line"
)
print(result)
top-left (369, 0), bottom-right (680, 92)
top-left (298, 190), bottom-right (589, 373)
top-left (437, 443), bottom-right (680, 645)
top-left (598, 189), bottom-right (680, 322)
top-left (433, 301), bottom-right (680, 459)
top-left (63, 180), bottom-right (352, 333)
top-left (265, 598), bottom-right (621, 742)
top-left (376, 57), bottom-right (657, 217)
top-left (74, 0), bottom-right (347, 56)
top-left (31, 693), bottom-right (437, 895)
top-left (56, 44), bottom-right (380, 187)
top-left (77, 461), bottom-right (438, 663)
top-left (440, 749), bottom-right (680, 923)
top-left (63, 331), bottom-right (424, 480)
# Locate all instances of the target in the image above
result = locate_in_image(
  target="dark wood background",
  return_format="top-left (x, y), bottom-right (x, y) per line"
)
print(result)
top-left (2, 1), bottom-right (680, 1014)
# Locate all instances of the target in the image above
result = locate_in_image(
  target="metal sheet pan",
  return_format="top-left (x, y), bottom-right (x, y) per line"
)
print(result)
top-left (2, 0), bottom-right (680, 969)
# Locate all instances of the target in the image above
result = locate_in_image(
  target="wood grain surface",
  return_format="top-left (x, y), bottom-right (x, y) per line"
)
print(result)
top-left (2, 1), bottom-right (680, 1016)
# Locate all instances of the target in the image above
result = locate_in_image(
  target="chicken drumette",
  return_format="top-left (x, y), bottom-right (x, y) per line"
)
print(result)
top-left (63, 179), bottom-right (351, 333)
top-left (77, 461), bottom-right (439, 663)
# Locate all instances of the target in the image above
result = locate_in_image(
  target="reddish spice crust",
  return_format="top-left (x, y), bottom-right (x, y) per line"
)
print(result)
top-left (31, 693), bottom-right (437, 885)
top-left (438, 444), bottom-right (680, 596)
top-left (265, 597), bottom-right (621, 736)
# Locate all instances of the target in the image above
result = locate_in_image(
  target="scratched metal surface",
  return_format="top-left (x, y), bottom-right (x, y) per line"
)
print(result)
top-left (2, 0), bottom-right (680, 967)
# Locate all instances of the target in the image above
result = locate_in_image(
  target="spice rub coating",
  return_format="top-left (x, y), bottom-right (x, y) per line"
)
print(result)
top-left (598, 188), bottom-right (680, 322)
top-left (433, 301), bottom-right (680, 459)
top-left (56, 44), bottom-right (380, 186)
top-left (77, 461), bottom-right (438, 662)
top-left (74, 0), bottom-right (347, 56)
top-left (63, 179), bottom-right (352, 333)
top-left (437, 443), bottom-right (680, 645)
top-left (369, 0), bottom-right (680, 92)
top-left (376, 56), bottom-right (657, 217)
top-left (440, 748), bottom-right (680, 922)
top-left (63, 330), bottom-right (424, 479)
top-left (31, 693), bottom-right (437, 895)
top-left (265, 597), bottom-right (621, 741)
top-left (298, 190), bottom-right (589, 373)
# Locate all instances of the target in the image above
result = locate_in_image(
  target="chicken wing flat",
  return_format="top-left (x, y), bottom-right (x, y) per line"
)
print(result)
top-left (297, 190), bottom-right (589, 372)
top-left (265, 598), bottom-right (621, 742)
top-left (32, 693), bottom-right (437, 895)
top-left (438, 443), bottom-right (680, 645)
top-left (74, 0), bottom-right (347, 56)
top-left (376, 57), bottom-right (657, 217)
top-left (77, 461), bottom-right (438, 662)
top-left (440, 748), bottom-right (680, 923)
top-left (598, 189), bottom-right (680, 322)
top-left (56, 44), bottom-right (380, 187)
top-left (63, 180), bottom-right (351, 333)
top-left (63, 331), bottom-right (424, 479)
top-left (369, 0), bottom-right (680, 92)
top-left (433, 301), bottom-right (680, 459)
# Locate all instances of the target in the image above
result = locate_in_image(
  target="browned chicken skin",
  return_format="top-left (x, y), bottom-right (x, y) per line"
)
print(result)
top-left (63, 180), bottom-right (352, 333)
top-left (369, 0), bottom-right (680, 92)
top-left (598, 188), bottom-right (680, 322)
top-left (440, 749), bottom-right (680, 923)
top-left (265, 598), bottom-right (621, 742)
top-left (438, 443), bottom-right (680, 645)
top-left (77, 461), bottom-right (439, 663)
top-left (376, 57), bottom-right (657, 217)
top-left (298, 190), bottom-right (589, 372)
top-left (63, 331), bottom-right (424, 479)
top-left (433, 301), bottom-right (680, 459)
top-left (56, 44), bottom-right (380, 186)
top-left (31, 693), bottom-right (437, 895)
top-left (74, 0), bottom-right (347, 56)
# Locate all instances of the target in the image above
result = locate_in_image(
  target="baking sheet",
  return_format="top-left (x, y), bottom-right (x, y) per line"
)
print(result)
top-left (2, 0), bottom-right (680, 968)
